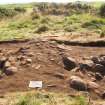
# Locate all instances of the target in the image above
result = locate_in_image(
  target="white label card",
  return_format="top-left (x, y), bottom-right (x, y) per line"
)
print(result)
top-left (29, 81), bottom-right (42, 88)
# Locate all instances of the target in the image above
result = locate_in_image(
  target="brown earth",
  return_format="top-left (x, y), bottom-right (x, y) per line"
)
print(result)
top-left (0, 38), bottom-right (105, 100)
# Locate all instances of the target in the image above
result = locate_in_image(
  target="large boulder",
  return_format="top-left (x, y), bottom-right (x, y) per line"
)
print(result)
top-left (62, 57), bottom-right (77, 70)
top-left (70, 76), bottom-right (87, 91)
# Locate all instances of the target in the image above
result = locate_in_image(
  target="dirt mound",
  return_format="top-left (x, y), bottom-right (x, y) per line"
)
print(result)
top-left (0, 38), bottom-right (105, 99)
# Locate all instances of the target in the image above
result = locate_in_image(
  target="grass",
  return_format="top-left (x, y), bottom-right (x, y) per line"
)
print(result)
top-left (0, 2), bottom-right (104, 41)
top-left (6, 91), bottom-right (88, 105)
top-left (0, 13), bottom-right (105, 41)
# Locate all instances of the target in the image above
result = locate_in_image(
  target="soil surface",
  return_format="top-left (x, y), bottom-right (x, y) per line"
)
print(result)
top-left (0, 38), bottom-right (105, 100)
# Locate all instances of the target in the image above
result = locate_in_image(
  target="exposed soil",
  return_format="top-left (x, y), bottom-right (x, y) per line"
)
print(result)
top-left (0, 38), bottom-right (105, 100)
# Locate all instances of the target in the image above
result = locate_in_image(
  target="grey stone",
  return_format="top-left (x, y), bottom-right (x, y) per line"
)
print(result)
top-left (62, 57), bottom-right (77, 70)
top-left (95, 72), bottom-right (103, 80)
top-left (93, 64), bottom-right (105, 75)
top-left (91, 56), bottom-right (100, 64)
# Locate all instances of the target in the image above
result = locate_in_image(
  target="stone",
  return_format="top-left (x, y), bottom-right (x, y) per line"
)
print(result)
top-left (0, 57), bottom-right (7, 62)
top-left (0, 57), bottom-right (7, 69)
top-left (57, 45), bottom-right (72, 51)
top-left (17, 55), bottom-right (26, 60)
top-left (4, 61), bottom-right (11, 68)
top-left (5, 66), bottom-right (17, 75)
top-left (101, 91), bottom-right (105, 99)
top-left (5, 69), bottom-right (14, 76)
top-left (26, 59), bottom-right (32, 63)
top-left (99, 59), bottom-right (105, 66)
top-left (79, 60), bottom-right (94, 71)
top-left (87, 81), bottom-right (99, 90)
top-left (18, 47), bottom-right (28, 53)
top-left (62, 57), bottom-right (77, 70)
top-left (8, 56), bottom-right (15, 62)
top-left (91, 56), bottom-right (99, 64)
top-left (35, 65), bottom-right (41, 70)
top-left (93, 64), bottom-right (105, 75)
top-left (54, 72), bottom-right (65, 79)
top-left (95, 72), bottom-right (103, 80)
top-left (27, 52), bottom-right (34, 57)
top-left (70, 76), bottom-right (87, 91)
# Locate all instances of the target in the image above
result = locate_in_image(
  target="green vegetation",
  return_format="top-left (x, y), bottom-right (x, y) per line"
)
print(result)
top-left (0, 6), bottom-right (26, 19)
top-left (0, 2), bottom-right (104, 40)
top-left (99, 4), bottom-right (105, 17)
top-left (7, 91), bottom-right (88, 105)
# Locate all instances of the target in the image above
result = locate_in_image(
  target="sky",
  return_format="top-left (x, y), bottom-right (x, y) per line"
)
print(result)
top-left (0, 0), bottom-right (105, 4)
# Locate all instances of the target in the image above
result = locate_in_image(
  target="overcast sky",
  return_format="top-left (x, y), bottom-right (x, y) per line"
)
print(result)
top-left (0, 0), bottom-right (105, 4)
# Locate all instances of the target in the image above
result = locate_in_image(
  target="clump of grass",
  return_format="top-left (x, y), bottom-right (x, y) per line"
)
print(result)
top-left (82, 18), bottom-right (105, 29)
top-left (40, 16), bottom-right (50, 24)
top-left (72, 96), bottom-right (88, 105)
top-left (8, 20), bottom-right (33, 29)
top-left (35, 24), bottom-right (49, 33)
top-left (0, 7), bottom-right (17, 19)
top-left (64, 25), bottom-right (78, 32)
top-left (99, 3), bottom-right (105, 17)
top-left (14, 7), bottom-right (26, 13)
top-left (31, 13), bottom-right (41, 20)
top-left (100, 30), bottom-right (105, 38)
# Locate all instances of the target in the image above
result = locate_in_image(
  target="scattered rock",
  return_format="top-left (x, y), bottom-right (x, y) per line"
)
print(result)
top-left (87, 81), bottom-right (99, 90)
top-left (47, 84), bottom-right (57, 87)
top-left (54, 72), bottom-right (65, 79)
top-left (70, 76), bottom-right (87, 91)
top-left (79, 60), bottom-right (94, 71)
top-left (95, 72), bottom-right (103, 80)
top-left (5, 69), bottom-right (14, 76)
top-left (9, 67), bottom-right (18, 72)
top-left (4, 61), bottom-right (11, 68)
top-left (8, 56), bottom-right (15, 62)
top-left (0, 57), bottom-right (7, 68)
top-left (57, 45), bottom-right (72, 51)
top-left (5, 66), bottom-right (17, 76)
top-left (27, 52), bottom-right (34, 57)
top-left (62, 57), bottom-right (77, 70)
top-left (35, 65), bottom-right (41, 70)
top-left (26, 59), bottom-right (32, 63)
top-left (17, 55), bottom-right (26, 60)
top-left (93, 64), bottom-right (105, 75)
top-left (101, 91), bottom-right (105, 99)
top-left (91, 56), bottom-right (99, 64)
top-left (99, 59), bottom-right (105, 66)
